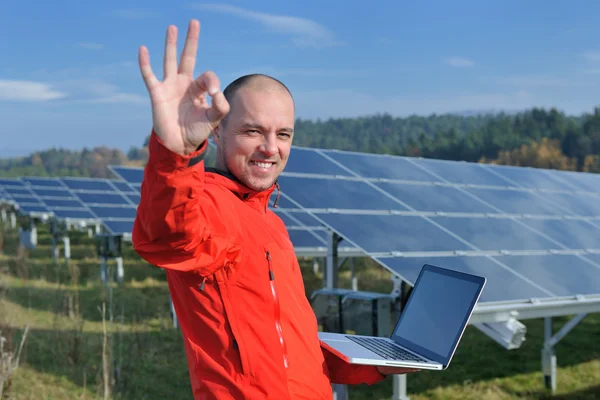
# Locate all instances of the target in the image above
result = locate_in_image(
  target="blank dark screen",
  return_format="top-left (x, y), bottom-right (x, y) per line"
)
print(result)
top-left (392, 270), bottom-right (481, 359)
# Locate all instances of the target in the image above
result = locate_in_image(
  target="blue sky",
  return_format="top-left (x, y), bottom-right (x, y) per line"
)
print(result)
top-left (1, 0), bottom-right (600, 157)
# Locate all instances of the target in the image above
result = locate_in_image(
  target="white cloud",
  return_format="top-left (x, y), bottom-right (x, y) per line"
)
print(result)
top-left (77, 42), bottom-right (104, 50)
top-left (59, 80), bottom-right (147, 104)
top-left (193, 4), bottom-right (339, 47)
top-left (0, 80), bottom-right (67, 101)
top-left (444, 56), bottom-right (474, 68)
top-left (113, 8), bottom-right (157, 19)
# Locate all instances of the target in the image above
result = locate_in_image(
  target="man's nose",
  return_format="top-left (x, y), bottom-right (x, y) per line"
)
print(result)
top-left (259, 134), bottom-right (278, 156)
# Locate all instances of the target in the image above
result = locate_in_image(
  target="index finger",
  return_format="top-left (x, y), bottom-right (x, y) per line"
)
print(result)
top-left (139, 46), bottom-right (160, 92)
top-left (179, 19), bottom-right (200, 76)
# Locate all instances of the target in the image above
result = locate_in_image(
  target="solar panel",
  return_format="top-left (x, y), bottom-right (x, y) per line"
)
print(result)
top-left (103, 219), bottom-right (134, 236)
top-left (22, 177), bottom-right (96, 222)
top-left (410, 158), bottom-right (514, 187)
top-left (499, 254), bottom-right (600, 297)
top-left (0, 178), bottom-right (26, 187)
top-left (21, 177), bottom-right (63, 188)
top-left (112, 181), bottom-right (137, 194)
top-left (284, 147), bottom-right (352, 176)
top-left (89, 206), bottom-right (137, 219)
top-left (0, 178), bottom-right (50, 216)
top-left (277, 176), bottom-right (409, 211)
top-left (320, 149), bottom-right (438, 182)
top-left (461, 187), bottom-right (573, 216)
top-left (374, 182), bottom-right (494, 213)
top-left (268, 145), bottom-right (600, 305)
top-left (76, 192), bottom-right (132, 205)
top-left (483, 164), bottom-right (580, 192)
top-left (60, 176), bottom-right (137, 238)
top-left (374, 256), bottom-right (552, 303)
top-left (538, 192), bottom-right (600, 217)
top-left (312, 213), bottom-right (471, 254)
top-left (550, 169), bottom-right (600, 193)
top-left (109, 165), bottom-right (144, 185)
top-left (61, 177), bottom-right (115, 192)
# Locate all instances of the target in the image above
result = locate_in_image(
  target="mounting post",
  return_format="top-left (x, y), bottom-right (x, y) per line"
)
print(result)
top-left (115, 256), bottom-right (124, 284)
top-left (332, 384), bottom-right (348, 400)
top-left (393, 374), bottom-right (410, 400)
top-left (10, 212), bottom-right (16, 229)
top-left (51, 220), bottom-right (59, 265)
top-left (100, 256), bottom-right (107, 284)
top-left (63, 235), bottom-right (71, 269)
top-left (349, 258), bottom-right (357, 291)
top-left (542, 313), bottom-right (587, 393)
top-left (326, 232), bottom-right (340, 289)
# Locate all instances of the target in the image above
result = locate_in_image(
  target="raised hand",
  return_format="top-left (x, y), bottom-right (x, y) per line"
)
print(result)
top-left (138, 20), bottom-right (230, 155)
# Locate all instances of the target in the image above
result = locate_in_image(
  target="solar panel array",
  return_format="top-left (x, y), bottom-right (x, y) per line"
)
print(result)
top-left (276, 147), bottom-right (600, 304)
top-left (2, 146), bottom-right (600, 305)
top-left (0, 178), bottom-right (49, 216)
top-left (0, 176), bottom-right (140, 237)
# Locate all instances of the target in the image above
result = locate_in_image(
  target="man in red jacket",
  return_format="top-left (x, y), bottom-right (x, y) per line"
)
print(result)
top-left (132, 19), bottom-right (418, 399)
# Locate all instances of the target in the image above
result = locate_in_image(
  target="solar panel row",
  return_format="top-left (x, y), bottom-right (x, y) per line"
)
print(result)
top-left (2, 145), bottom-right (600, 305)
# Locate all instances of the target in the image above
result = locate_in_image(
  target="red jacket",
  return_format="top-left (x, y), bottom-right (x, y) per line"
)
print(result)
top-left (132, 133), bottom-right (385, 399)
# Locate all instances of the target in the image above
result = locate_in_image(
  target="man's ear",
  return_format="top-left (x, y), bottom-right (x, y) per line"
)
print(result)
top-left (211, 124), bottom-right (221, 145)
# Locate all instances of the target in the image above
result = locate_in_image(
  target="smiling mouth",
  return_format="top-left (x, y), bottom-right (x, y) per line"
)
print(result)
top-left (251, 161), bottom-right (276, 169)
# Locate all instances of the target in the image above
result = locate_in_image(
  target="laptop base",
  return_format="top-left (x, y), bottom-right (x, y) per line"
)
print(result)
top-left (319, 332), bottom-right (444, 370)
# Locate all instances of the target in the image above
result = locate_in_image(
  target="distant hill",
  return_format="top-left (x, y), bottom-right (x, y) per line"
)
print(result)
top-left (1, 106), bottom-right (599, 177)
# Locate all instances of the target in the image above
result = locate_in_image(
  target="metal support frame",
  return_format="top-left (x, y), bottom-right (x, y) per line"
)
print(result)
top-left (115, 256), bottom-right (124, 284)
top-left (51, 220), bottom-right (60, 265)
top-left (349, 258), bottom-right (357, 291)
top-left (542, 313), bottom-right (587, 393)
top-left (10, 212), bottom-right (16, 229)
top-left (97, 235), bottom-right (123, 285)
top-left (1, 209), bottom-right (7, 226)
top-left (63, 235), bottom-right (71, 269)
top-left (326, 232), bottom-right (340, 289)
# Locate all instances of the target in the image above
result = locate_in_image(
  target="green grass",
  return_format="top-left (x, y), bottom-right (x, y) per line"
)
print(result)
top-left (0, 224), bottom-right (599, 399)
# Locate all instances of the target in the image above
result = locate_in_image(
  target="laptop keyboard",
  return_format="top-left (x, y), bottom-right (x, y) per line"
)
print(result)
top-left (346, 336), bottom-right (428, 363)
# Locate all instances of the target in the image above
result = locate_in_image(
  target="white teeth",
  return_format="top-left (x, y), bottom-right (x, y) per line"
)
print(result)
top-left (253, 162), bottom-right (273, 168)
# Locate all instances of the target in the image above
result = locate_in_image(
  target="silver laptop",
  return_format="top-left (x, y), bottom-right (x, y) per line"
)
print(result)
top-left (319, 264), bottom-right (486, 370)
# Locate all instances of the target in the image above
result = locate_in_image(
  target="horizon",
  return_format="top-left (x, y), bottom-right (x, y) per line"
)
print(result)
top-left (2, 1), bottom-right (600, 157)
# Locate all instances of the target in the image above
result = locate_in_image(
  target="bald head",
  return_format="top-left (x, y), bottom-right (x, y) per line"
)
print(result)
top-left (220, 74), bottom-right (294, 127)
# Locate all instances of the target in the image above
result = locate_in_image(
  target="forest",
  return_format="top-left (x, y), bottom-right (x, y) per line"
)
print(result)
top-left (1, 106), bottom-right (599, 177)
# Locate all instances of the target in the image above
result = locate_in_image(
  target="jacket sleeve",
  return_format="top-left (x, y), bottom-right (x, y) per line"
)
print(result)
top-left (322, 347), bottom-right (386, 386)
top-left (132, 131), bottom-right (241, 275)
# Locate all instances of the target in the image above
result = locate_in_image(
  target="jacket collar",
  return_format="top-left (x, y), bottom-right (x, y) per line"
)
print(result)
top-left (205, 167), bottom-right (280, 211)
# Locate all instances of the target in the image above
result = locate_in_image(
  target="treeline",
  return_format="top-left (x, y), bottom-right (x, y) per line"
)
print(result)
top-left (0, 146), bottom-right (146, 178)
top-left (1, 107), bottom-right (599, 177)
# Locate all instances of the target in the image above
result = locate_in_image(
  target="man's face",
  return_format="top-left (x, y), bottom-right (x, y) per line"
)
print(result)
top-left (213, 86), bottom-right (294, 192)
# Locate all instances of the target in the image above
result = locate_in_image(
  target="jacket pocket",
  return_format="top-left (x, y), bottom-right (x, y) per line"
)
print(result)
top-left (214, 274), bottom-right (252, 376)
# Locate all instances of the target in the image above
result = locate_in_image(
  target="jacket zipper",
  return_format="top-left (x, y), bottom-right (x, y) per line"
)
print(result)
top-left (266, 250), bottom-right (289, 369)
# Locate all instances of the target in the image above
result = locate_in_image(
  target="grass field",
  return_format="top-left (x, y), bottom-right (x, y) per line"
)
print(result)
top-left (0, 222), bottom-right (599, 400)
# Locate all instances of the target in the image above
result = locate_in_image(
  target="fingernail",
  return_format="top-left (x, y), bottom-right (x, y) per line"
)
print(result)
top-left (209, 87), bottom-right (218, 96)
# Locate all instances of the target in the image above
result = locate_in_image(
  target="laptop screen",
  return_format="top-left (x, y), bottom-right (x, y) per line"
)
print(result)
top-left (390, 265), bottom-right (484, 365)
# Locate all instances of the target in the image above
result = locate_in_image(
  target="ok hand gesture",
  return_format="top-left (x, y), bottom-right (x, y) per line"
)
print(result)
top-left (138, 20), bottom-right (229, 155)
